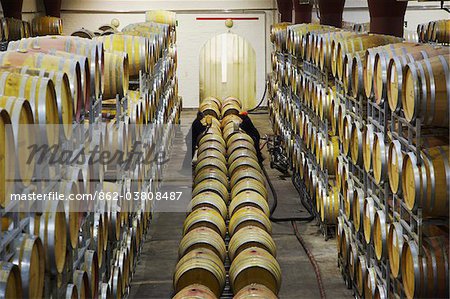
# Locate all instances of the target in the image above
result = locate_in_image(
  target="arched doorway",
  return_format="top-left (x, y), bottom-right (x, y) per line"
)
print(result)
top-left (199, 32), bottom-right (257, 110)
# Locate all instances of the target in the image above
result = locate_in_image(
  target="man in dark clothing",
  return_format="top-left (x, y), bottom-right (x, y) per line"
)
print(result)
top-left (239, 111), bottom-right (264, 163)
top-left (189, 111), bottom-right (208, 158)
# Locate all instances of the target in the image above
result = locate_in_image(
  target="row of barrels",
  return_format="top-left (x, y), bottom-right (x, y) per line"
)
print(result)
top-left (0, 178), bottom-right (151, 298)
top-left (337, 207), bottom-right (449, 299)
top-left (269, 90), bottom-right (340, 227)
top-left (270, 22), bottom-right (449, 299)
top-left (173, 96), bottom-right (281, 298)
top-left (280, 23), bottom-right (450, 129)
top-left (417, 19), bottom-right (450, 44)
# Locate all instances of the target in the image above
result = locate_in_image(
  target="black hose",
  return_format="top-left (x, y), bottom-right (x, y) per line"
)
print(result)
top-left (248, 80), bottom-right (268, 113)
top-left (261, 164), bottom-right (314, 223)
top-left (292, 220), bottom-right (327, 299)
top-left (261, 158), bottom-right (326, 298)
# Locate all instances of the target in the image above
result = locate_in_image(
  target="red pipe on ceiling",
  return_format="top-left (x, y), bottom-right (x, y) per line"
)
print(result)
top-left (0, 0), bottom-right (23, 20)
top-left (293, 0), bottom-right (312, 24)
top-left (318, 0), bottom-right (346, 28)
top-left (276, 0), bottom-right (293, 22)
top-left (368, 0), bottom-right (408, 37)
top-left (43, 0), bottom-right (62, 17)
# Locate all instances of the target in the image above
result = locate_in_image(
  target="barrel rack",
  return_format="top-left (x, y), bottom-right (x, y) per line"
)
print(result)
top-left (0, 39), bottom-right (181, 297)
top-left (270, 51), bottom-right (335, 240)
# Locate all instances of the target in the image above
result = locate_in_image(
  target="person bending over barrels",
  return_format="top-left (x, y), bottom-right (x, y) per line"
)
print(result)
top-left (239, 111), bottom-right (264, 163)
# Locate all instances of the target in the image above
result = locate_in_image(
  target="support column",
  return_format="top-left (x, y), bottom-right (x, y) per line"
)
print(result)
top-left (0, 0), bottom-right (23, 20)
top-left (368, 0), bottom-right (407, 37)
top-left (43, 0), bottom-right (62, 17)
top-left (318, 0), bottom-right (346, 28)
top-left (293, 0), bottom-right (312, 24)
top-left (276, 0), bottom-right (293, 22)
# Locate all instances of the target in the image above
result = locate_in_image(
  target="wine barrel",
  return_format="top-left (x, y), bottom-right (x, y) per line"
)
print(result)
top-left (8, 36), bottom-right (103, 100)
top-left (319, 31), bottom-right (359, 71)
top-left (178, 227), bottom-right (227, 262)
top-left (74, 269), bottom-right (92, 299)
top-left (1, 18), bottom-right (26, 41)
top-left (373, 210), bottom-right (387, 261)
top-left (372, 132), bottom-right (388, 184)
top-left (58, 180), bottom-right (80, 249)
top-left (402, 55), bottom-right (449, 127)
top-left (227, 140), bottom-right (257, 158)
top-left (192, 179), bottom-right (229, 203)
top-left (337, 35), bottom-right (402, 80)
top-left (344, 180), bottom-right (354, 220)
top-left (350, 121), bottom-right (364, 166)
top-left (319, 186), bottom-right (339, 224)
top-left (197, 141), bottom-right (226, 157)
top-left (388, 140), bottom-right (403, 194)
top-left (72, 28), bottom-right (96, 39)
top-left (229, 158), bottom-right (262, 179)
top-left (363, 124), bottom-right (375, 172)
top-left (401, 235), bottom-right (449, 299)
top-left (230, 167), bottom-right (264, 189)
top-left (31, 16), bottom-right (63, 36)
top-left (103, 51), bottom-right (129, 99)
top-left (231, 178), bottom-right (267, 200)
top-left (97, 34), bottom-right (149, 77)
top-left (401, 146), bottom-right (449, 217)
top-left (387, 222), bottom-right (404, 278)
top-left (173, 284), bottom-right (216, 299)
top-left (234, 283), bottom-right (278, 299)
top-left (227, 132), bottom-right (254, 148)
top-left (0, 71), bottom-right (59, 144)
top-left (351, 187), bottom-right (365, 233)
top-left (15, 66), bottom-right (73, 139)
top-left (199, 133), bottom-right (225, 148)
top-left (363, 197), bottom-right (376, 244)
top-left (374, 284), bottom-right (387, 299)
top-left (83, 250), bottom-right (99, 299)
top-left (355, 255), bottom-right (367, 296)
top-left (0, 50), bottom-right (83, 121)
top-left (0, 97), bottom-right (35, 187)
top-left (110, 266), bottom-right (122, 299)
top-left (196, 151), bottom-right (227, 168)
top-left (93, 213), bottom-right (104, 268)
top-left (364, 267), bottom-right (377, 299)
top-left (115, 248), bottom-right (130, 291)
top-left (372, 43), bottom-right (422, 104)
top-left (100, 283), bottom-right (112, 299)
top-left (174, 248), bottom-right (226, 298)
top-left (46, 50), bottom-right (91, 111)
top-left (228, 149), bottom-right (258, 167)
top-left (188, 191), bottom-right (228, 220)
top-left (431, 19), bottom-right (450, 43)
top-left (348, 241), bottom-right (358, 282)
top-left (0, 107), bottom-right (15, 207)
top-left (228, 225), bottom-right (276, 262)
top-left (364, 42), bottom-right (406, 98)
top-left (66, 284), bottom-right (78, 299)
top-left (12, 234), bottom-right (44, 299)
top-left (228, 206), bottom-right (272, 237)
top-left (183, 207), bottom-right (227, 238)
top-left (387, 45), bottom-right (449, 113)
top-left (229, 190), bottom-right (269, 218)
top-left (229, 247), bottom-right (281, 295)
top-left (0, 262), bottom-right (22, 298)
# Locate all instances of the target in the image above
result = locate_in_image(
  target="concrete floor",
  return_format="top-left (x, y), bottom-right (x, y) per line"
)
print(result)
top-left (129, 110), bottom-right (353, 299)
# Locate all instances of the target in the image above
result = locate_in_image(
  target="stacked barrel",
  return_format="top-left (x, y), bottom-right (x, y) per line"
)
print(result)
top-left (417, 19), bottom-right (450, 44)
top-left (269, 22), bottom-right (449, 299)
top-left (173, 96), bottom-right (281, 298)
top-left (0, 12), bottom-right (180, 299)
top-left (270, 23), bottom-right (342, 237)
top-left (0, 17), bottom-right (31, 42)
